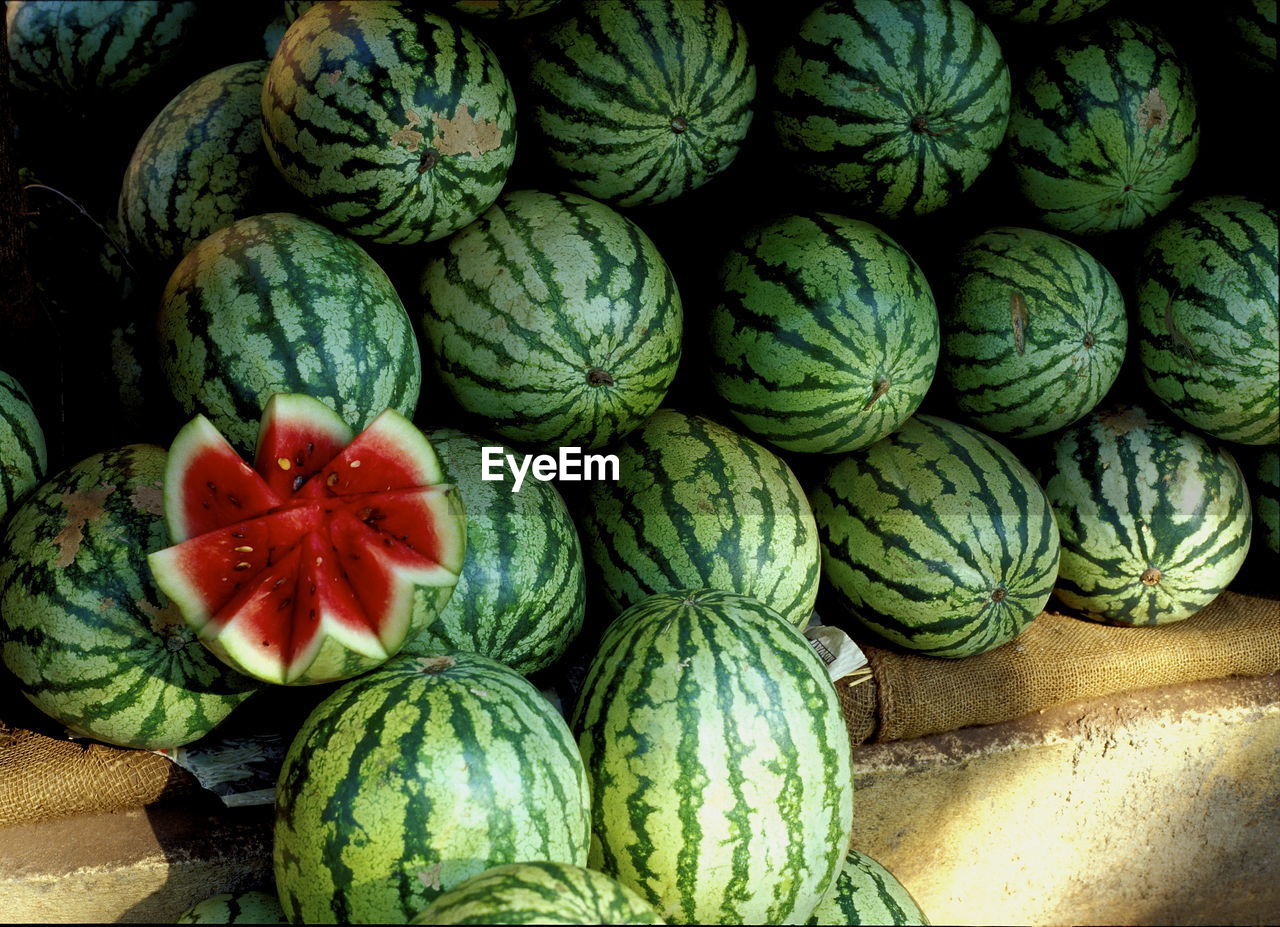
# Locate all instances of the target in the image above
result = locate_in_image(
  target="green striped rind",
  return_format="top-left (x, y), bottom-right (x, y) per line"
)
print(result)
top-left (941, 227), bottom-right (1127, 439)
top-left (1005, 18), bottom-right (1199, 236)
top-left (771, 0), bottom-right (1010, 219)
top-left (273, 651), bottom-right (591, 924)
top-left (581, 410), bottom-right (821, 628)
top-left (527, 0), bottom-right (755, 208)
top-left (177, 891), bottom-right (285, 924)
top-left (1254, 449), bottom-right (1279, 556)
top-left (1135, 196), bottom-right (1279, 446)
top-left (1229, 0), bottom-right (1277, 73)
top-left (262, 1), bottom-right (516, 246)
top-left (1, 372), bottom-right (47, 527)
top-left (807, 849), bottom-right (929, 926)
top-left (120, 61), bottom-right (272, 267)
top-left (5, 1), bottom-right (199, 98)
top-left (572, 590), bottom-right (853, 925)
top-left (420, 190), bottom-right (683, 450)
top-left (0, 445), bottom-right (258, 749)
top-left (158, 212), bottom-right (422, 452)
top-left (449, 0), bottom-right (565, 20)
top-left (711, 213), bottom-right (939, 455)
top-left (812, 415), bottom-right (1060, 658)
top-left (401, 429), bottom-right (585, 674)
top-left (1043, 404), bottom-right (1252, 625)
top-left (411, 862), bottom-right (665, 925)
top-left (973, 0), bottom-right (1111, 25)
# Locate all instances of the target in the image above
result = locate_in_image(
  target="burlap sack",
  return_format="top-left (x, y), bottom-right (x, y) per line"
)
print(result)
top-left (840, 590), bottom-right (1280, 744)
top-left (0, 722), bottom-right (206, 827)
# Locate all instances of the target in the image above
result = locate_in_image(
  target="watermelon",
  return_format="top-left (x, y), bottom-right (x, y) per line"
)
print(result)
top-left (806, 849), bottom-right (929, 926)
top-left (274, 650), bottom-right (591, 924)
top-left (1042, 404), bottom-right (1253, 625)
top-left (5, 1), bottom-right (200, 100)
top-left (0, 445), bottom-right (258, 749)
top-left (581, 410), bottom-right (821, 628)
top-left (1134, 196), bottom-right (1279, 446)
top-left (1005, 17), bottom-right (1199, 236)
top-left (420, 190), bottom-right (683, 450)
top-left (448, 0), bottom-right (564, 20)
top-left (940, 227), bottom-right (1128, 440)
top-left (771, 0), bottom-right (1010, 220)
top-left (119, 61), bottom-right (274, 267)
top-left (157, 212), bottom-right (422, 452)
top-left (1254, 449), bottom-right (1279, 557)
top-left (400, 429), bottom-right (585, 675)
top-left (411, 861), bottom-right (665, 925)
top-left (572, 589), bottom-right (854, 925)
top-left (812, 415), bottom-right (1060, 658)
top-left (710, 212), bottom-right (939, 455)
top-left (148, 394), bottom-right (465, 686)
top-left (526, 0), bottom-right (755, 208)
top-left (177, 891), bottom-right (285, 924)
top-left (262, 1), bottom-right (516, 246)
top-left (1229, 0), bottom-right (1277, 73)
top-left (972, 0), bottom-right (1111, 25)
top-left (1, 371), bottom-right (47, 528)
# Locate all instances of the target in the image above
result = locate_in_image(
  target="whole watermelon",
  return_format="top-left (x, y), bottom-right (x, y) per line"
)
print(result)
top-left (1042, 404), bottom-right (1253, 625)
top-left (157, 212), bottom-right (422, 452)
top-left (1254, 449), bottom-right (1279, 557)
top-left (1, 371), bottom-right (47, 527)
top-left (573, 589), bottom-right (853, 925)
top-left (420, 190), bottom-right (683, 450)
top-left (401, 429), bottom-right (586, 675)
top-left (177, 891), bottom-right (285, 924)
top-left (941, 227), bottom-right (1127, 439)
top-left (0, 445), bottom-right (258, 749)
top-left (262, 0), bottom-right (516, 246)
top-left (710, 213), bottom-right (939, 455)
top-left (806, 849), bottom-right (929, 926)
top-left (581, 410), bottom-right (821, 628)
top-left (412, 862), bottom-right (664, 925)
top-left (1135, 195), bottom-right (1279, 446)
top-left (812, 415), bottom-right (1061, 658)
top-left (119, 61), bottom-right (274, 267)
top-left (973, 0), bottom-right (1111, 25)
top-left (1005, 17), bottom-right (1199, 235)
top-left (772, 0), bottom-right (1010, 219)
top-left (5, 1), bottom-right (200, 100)
top-left (274, 651), bottom-right (591, 924)
top-left (526, 0), bottom-right (755, 208)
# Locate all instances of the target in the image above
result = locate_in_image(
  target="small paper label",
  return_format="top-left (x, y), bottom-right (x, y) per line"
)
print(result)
top-left (153, 734), bottom-right (286, 807)
top-left (804, 624), bottom-right (869, 682)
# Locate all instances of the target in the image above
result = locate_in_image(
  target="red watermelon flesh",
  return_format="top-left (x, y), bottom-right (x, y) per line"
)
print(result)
top-left (149, 394), bottom-right (465, 685)
top-left (253, 393), bottom-right (354, 497)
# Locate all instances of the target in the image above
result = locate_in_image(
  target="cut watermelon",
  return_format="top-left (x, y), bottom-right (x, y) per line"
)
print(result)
top-left (149, 394), bottom-right (466, 685)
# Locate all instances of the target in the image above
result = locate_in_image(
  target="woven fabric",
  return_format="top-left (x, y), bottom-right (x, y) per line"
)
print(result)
top-left (839, 591), bottom-right (1280, 744)
top-left (0, 722), bottom-right (203, 827)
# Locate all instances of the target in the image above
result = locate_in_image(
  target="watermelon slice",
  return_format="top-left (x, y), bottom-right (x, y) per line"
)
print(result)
top-left (149, 394), bottom-right (466, 685)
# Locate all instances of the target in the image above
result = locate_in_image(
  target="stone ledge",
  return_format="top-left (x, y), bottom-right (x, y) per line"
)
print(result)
top-left (0, 805), bottom-right (272, 924)
top-left (852, 674), bottom-right (1280, 926)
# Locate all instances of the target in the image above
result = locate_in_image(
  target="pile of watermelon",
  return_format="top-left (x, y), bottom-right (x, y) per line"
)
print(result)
top-left (1, 0), bottom-right (1275, 924)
